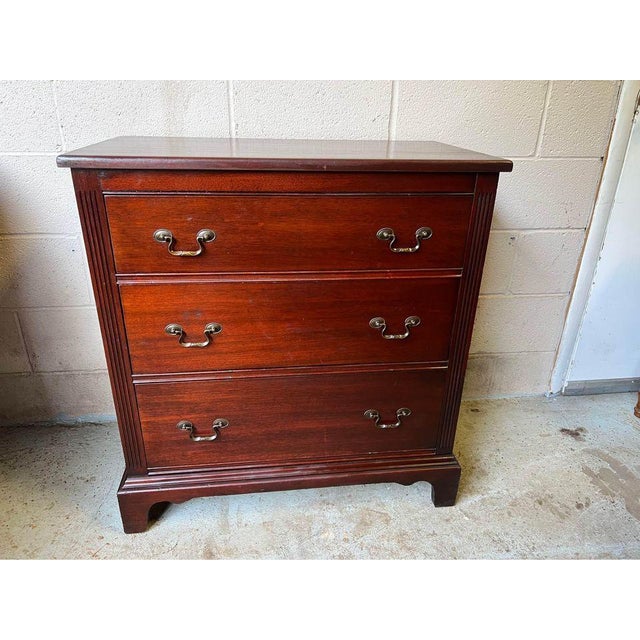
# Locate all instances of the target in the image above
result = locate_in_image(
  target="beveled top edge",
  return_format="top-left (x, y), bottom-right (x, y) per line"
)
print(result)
top-left (56, 136), bottom-right (513, 172)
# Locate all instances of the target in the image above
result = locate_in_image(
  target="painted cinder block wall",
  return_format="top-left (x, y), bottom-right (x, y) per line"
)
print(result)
top-left (0, 80), bottom-right (620, 424)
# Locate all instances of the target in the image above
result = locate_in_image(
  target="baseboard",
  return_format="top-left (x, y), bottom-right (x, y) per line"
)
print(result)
top-left (0, 413), bottom-right (117, 428)
top-left (563, 378), bottom-right (640, 396)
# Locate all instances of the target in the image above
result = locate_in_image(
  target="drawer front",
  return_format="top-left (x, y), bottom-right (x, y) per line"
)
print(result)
top-left (105, 195), bottom-right (473, 274)
top-left (136, 369), bottom-right (446, 469)
top-left (120, 277), bottom-right (459, 374)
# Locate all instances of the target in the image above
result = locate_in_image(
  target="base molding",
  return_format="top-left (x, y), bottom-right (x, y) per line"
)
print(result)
top-left (563, 377), bottom-right (640, 396)
top-left (117, 452), bottom-right (461, 533)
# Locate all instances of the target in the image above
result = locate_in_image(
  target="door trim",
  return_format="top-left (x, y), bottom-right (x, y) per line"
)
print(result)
top-left (549, 80), bottom-right (640, 395)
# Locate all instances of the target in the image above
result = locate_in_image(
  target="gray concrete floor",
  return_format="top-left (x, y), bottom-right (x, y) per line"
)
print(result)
top-left (1, 392), bottom-right (639, 559)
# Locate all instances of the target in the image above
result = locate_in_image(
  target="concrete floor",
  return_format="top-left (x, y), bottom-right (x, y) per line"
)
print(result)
top-left (1, 392), bottom-right (639, 559)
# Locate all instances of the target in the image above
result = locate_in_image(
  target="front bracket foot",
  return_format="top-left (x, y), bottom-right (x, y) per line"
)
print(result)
top-left (430, 467), bottom-right (461, 507)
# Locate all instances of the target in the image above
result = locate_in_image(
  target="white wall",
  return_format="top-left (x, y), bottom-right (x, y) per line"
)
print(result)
top-left (0, 80), bottom-right (620, 424)
top-left (566, 100), bottom-right (640, 382)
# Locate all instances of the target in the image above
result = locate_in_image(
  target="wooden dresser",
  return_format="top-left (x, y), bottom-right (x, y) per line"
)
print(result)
top-left (57, 137), bottom-right (512, 533)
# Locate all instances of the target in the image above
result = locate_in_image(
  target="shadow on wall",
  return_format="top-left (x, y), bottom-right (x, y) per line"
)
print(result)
top-left (0, 166), bottom-right (115, 426)
top-left (0, 184), bottom-right (49, 424)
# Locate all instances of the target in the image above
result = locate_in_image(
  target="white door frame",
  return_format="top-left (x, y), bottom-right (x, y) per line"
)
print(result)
top-left (549, 80), bottom-right (640, 395)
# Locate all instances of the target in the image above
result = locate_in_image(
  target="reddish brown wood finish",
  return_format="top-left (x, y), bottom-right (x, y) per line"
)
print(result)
top-left (60, 136), bottom-right (511, 533)
top-left (136, 368), bottom-right (447, 469)
top-left (57, 136), bottom-right (514, 173)
top-left (100, 170), bottom-right (476, 194)
top-left (117, 454), bottom-right (462, 533)
top-left (437, 174), bottom-right (499, 453)
top-left (70, 171), bottom-right (147, 474)
top-left (119, 276), bottom-right (459, 374)
top-left (106, 194), bottom-right (473, 274)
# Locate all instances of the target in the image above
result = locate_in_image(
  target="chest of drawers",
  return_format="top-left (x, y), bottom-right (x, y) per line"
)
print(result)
top-left (57, 137), bottom-right (512, 533)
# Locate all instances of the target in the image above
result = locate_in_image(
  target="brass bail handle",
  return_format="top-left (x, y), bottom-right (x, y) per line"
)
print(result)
top-left (165, 322), bottom-right (222, 348)
top-left (369, 316), bottom-right (421, 340)
top-left (177, 419), bottom-right (229, 442)
top-left (377, 227), bottom-right (432, 253)
top-left (364, 408), bottom-right (411, 429)
top-left (153, 228), bottom-right (216, 256)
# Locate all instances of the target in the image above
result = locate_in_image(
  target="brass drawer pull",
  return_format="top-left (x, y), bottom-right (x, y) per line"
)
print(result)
top-left (165, 322), bottom-right (222, 347)
top-left (369, 315), bottom-right (420, 340)
top-left (364, 408), bottom-right (411, 429)
top-left (153, 228), bottom-right (216, 256)
top-left (377, 226), bottom-right (432, 253)
top-left (177, 418), bottom-right (229, 442)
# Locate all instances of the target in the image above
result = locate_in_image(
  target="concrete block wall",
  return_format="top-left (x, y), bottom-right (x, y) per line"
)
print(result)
top-left (0, 80), bottom-right (620, 423)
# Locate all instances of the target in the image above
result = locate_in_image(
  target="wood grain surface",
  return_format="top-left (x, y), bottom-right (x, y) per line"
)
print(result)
top-left (135, 368), bottom-right (447, 468)
top-left (100, 170), bottom-right (477, 194)
top-left (119, 276), bottom-right (460, 374)
top-left (57, 136), bottom-right (514, 172)
top-left (106, 194), bottom-right (473, 274)
top-left (59, 136), bottom-right (509, 531)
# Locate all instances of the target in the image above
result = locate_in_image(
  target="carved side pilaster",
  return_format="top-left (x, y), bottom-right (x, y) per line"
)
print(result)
top-left (438, 173), bottom-right (499, 452)
top-left (71, 170), bottom-right (147, 473)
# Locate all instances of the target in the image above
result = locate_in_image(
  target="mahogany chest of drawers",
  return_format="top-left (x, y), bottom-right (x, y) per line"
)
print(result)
top-left (57, 137), bottom-right (512, 533)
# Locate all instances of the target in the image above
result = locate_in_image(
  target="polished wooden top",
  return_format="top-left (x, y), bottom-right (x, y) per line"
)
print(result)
top-left (56, 136), bottom-right (513, 172)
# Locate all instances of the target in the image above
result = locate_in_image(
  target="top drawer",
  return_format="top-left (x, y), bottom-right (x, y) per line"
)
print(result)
top-left (105, 194), bottom-right (473, 274)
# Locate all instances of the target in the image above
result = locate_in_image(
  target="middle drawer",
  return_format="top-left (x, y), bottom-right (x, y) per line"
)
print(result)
top-left (120, 276), bottom-right (459, 374)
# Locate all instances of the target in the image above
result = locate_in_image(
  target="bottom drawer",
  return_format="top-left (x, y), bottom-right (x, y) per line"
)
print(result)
top-left (135, 369), bottom-right (446, 469)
